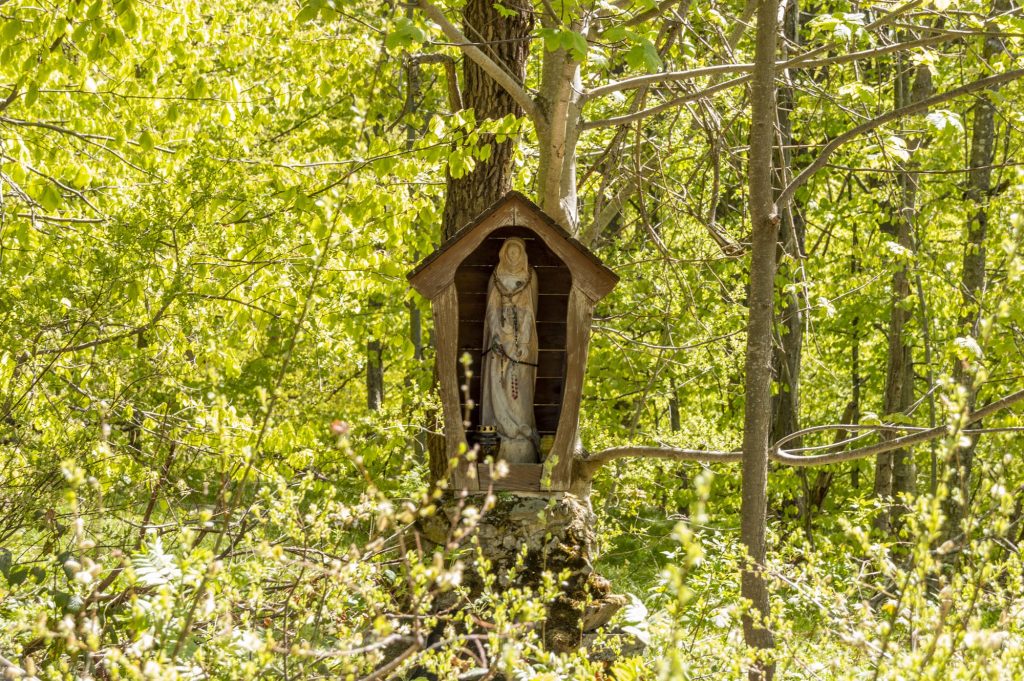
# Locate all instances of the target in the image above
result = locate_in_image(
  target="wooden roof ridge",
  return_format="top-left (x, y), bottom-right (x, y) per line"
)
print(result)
top-left (407, 191), bottom-right (619, 286)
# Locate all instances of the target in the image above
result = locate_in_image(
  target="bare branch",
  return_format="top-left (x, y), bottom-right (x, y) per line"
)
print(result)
top-left (583, 75), bottom-right (749, 129)
top-left (621, 0), bottom-right (682, 28)
top-left (581, 446), bottom-right (741, 476)
top-left (31, 295), bottom-right (176, 357)
top-left (584, 389), bottom-right (1024, 472)
top-left (773, 389), bottom-right (1024, 466)
top-left (779, 68), bottom-right (1024, 206)
top-left (585, 63), bottom-right (754, 101)
top-left (16, 212), bottom-right (105, 225)
top-left (0, 83), bottom-right (19, 113)
top-left (584, 32), bottom-right (963, 102)
top-left (417, 0), bottom-right (541, 123)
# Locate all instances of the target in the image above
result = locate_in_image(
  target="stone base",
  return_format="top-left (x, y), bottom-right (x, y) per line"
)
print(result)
top-left (418, 492), bottom-right (624, 654)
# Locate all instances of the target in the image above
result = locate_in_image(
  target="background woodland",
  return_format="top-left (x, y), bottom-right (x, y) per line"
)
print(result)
top-left (2, 0), bottom-right (1024, 678)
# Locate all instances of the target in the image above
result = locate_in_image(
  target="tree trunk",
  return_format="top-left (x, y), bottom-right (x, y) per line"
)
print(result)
top-left (771, 0), bottom-right (804, 452)
top-left (944, 0), bottom-right (1005, 535)
top-left (367, 296), bottom-right (384, 410)
top-left (771, 0), bottom-right (808, 529)
top-left (741, 0), bottom-right (780, 677)
top-left (875, 56), bottom-right (932, 532)
top-left (440, 0), bottom-right (533, 238)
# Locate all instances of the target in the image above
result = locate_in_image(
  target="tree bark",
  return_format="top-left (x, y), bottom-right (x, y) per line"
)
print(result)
top-left (536, 17), bottom-right (587, 230)
top-left (770, 0), bottom-right (804, 455)
top-left (944, 0), bottom-right (1006, 535)
top-left (874, 56), bottom-right (932, 532)
top-left (367, 296), bottom-right (384, 410)
top-left (771, 0), bottom-right (809, 531)
top-left (440, 0), bottom-right (533, 238)
top-left (741, 0), bottom-right (780, 677)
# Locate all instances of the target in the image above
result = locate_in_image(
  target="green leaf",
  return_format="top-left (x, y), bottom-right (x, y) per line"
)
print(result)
top-left (558, 30), bottom-right (588, 62)
top-left (24, 80), bottom-right (38, 108)
top-left (71, 165), bottom-right (92, 189)
top-left (603, 25), bottom-right (629, 42)
top-left (296, 4), bottom-right (319, 23)
top-left (1, 20), bottom-right (22, 43)
top-left (538, 27), bottom-right (560, 52)
top-left (72, 21), bottom-right (91, 44)
top-left (40, 184), bottom-right (62, 212)
top-left (385, 17), bottom-right (425, 51)
top-left (7, 566), bottom-right (28, 585)
top-left (626, 40), bottom-right (662, 73)
top-left (118, 9), bottom-right (139, 32)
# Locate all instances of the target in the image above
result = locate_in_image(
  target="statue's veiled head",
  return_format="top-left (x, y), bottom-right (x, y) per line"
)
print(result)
top-left (497, 237), bottom-right (529, 276)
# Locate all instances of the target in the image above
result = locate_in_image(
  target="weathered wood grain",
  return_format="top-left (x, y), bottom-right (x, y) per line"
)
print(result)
top-left (458, 320), bottom-right (567, 349)
top-left (456, 349), bottom-right (565, 379)
top-left (408, 193), bottom-right (618, 302)
top-left (545, 285), bottom-right (595, 491)
top-left (459, 292), bottom-right (569, 323)
top-left (455, 266), bottom-right (572, 293)
top-left (477, 462), bottom-right (544, 491)
top-left (433, 283), bottom-right (476, 492)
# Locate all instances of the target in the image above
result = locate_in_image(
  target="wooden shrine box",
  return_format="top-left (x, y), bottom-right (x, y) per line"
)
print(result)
top-left (408, 192), bottom-right (618, 492)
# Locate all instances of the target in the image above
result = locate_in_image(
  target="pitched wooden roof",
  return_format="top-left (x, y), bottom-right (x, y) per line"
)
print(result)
top-left (407, 191), bottom-right (619, 302)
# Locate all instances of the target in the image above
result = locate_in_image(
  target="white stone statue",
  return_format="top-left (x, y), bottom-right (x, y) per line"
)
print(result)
top-left (481, 238), bottom-right (539, 463)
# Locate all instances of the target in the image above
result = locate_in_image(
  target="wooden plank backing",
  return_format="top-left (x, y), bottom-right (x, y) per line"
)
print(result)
top-left (458, 292), bottom-right (569, 323)
top-left (459, 320), bottom-right (567, 349)
top-left (457, 349), bottom-right (565, 378)
top-left (460, 404), bottom-right (562, 437)
top-left (461, 228), bottom-right (565, 267)
top-left (455, 266), bottom-right (572, 293)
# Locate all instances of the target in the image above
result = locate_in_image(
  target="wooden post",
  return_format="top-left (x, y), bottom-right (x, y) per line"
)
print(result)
top-left (433, 282), bottom-right (476, 491)
top-left (545, 284), bottom-right (594, 491)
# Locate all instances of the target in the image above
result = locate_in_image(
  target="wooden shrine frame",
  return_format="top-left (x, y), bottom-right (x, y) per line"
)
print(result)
top-left (408, 192), bottom-right (618, 492)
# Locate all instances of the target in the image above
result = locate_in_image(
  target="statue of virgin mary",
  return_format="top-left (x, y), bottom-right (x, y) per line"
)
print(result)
top-left (481, 238), bottom-right (540, 463)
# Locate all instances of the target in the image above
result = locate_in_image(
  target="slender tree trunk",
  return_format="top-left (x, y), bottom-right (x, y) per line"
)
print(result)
top-left (536, 23), bottom-right (586, 230)
top-left (367, 296), bottom-right (384, 410)
top-left (771, 0), bottom-right (804, 452)
top-left (944, 1), bottom-right (1005, 534)
top-left (367, 340), bottom-right (383, 410)
top-left (875, 56), bottom-right (932, 531)
top-left (741, 0), bottom-right (780, 677)
top-left (850, 223), bottom-right (862, 491)
top-left (771, 0), bottom-right (808, 529)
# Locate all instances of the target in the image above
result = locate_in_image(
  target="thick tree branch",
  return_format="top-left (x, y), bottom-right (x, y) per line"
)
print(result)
top-left (417, 0), bottom-right (541, 123)
top-left (779, 68), bottom-right (1024, 206)
top-left (581, 446), bottom-right (741, 476)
